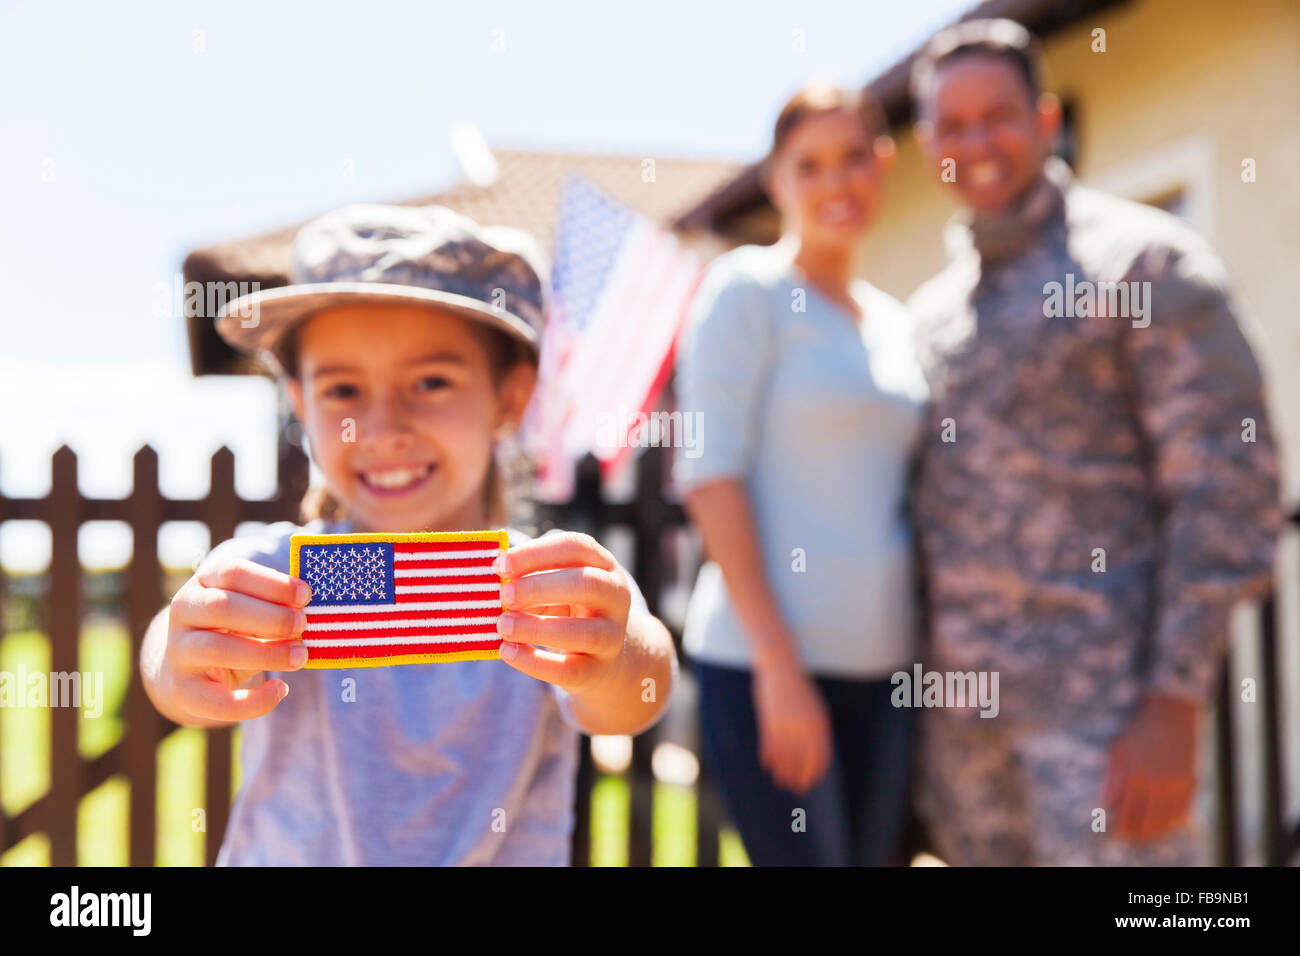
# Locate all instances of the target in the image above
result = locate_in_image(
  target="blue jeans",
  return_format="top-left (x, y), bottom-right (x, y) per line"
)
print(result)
top-left (696, 661), bottom-right (914, 866)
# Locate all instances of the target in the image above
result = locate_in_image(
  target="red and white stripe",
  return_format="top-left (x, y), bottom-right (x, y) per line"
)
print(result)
top-left (531, 217), bottom-right (703, 498)
top-left (557, 221), bottom-right (703, 475)
top-left (303, 541), bottom-right (501, 660)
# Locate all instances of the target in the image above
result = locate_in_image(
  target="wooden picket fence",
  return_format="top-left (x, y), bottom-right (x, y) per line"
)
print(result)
top-left (0, 441), bottom-right (308, 866)
top-left (0, 440), bottom-right (1296, 866)
top-left (0, 440), bottom-right (727, 866)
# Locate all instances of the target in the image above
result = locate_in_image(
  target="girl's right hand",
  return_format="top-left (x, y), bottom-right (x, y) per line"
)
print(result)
top-left (751, 657), bottom-right (833, 795)
top-left (157, 558), bottom-right (312, 723)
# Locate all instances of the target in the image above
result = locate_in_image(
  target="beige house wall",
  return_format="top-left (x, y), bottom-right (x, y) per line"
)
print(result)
top-left (857, 0), bottom-right (1300, 497)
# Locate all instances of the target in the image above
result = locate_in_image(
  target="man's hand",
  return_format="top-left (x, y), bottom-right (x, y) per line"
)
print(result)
top-left (1102, 691), bottom-right (1200, 842)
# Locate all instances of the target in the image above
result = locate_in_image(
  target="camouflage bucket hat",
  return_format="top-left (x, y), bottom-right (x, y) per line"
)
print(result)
top-left (215, 203), bottom-right (548, 367)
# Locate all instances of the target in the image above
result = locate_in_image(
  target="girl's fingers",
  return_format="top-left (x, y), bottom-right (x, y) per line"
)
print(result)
top-left (176, 673), bottom-right (289, 723)
top-left (497, 611), bottom-right (622, 658)
top-left (502, 566), bottom-right (629, 620)
top-left (529, 604), bottom-right (573, 617)
top-left (196, 558), bottom-right (312, 607)
top-left (494, 532), bottom-right (617, 578)
top-left (173, 587), bottom-right (306, 641)
top-left (173, 628), bottom-right (310, 672)
top-left (498, 641), bottom-right (602, 691)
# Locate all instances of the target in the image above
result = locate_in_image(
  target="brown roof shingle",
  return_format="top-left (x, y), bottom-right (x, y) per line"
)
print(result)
top-left (184, 148), bottom-right (743, 375)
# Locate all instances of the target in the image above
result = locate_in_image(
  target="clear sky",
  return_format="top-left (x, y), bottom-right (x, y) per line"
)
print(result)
top-left (0, 0), bottom-right (972, 568)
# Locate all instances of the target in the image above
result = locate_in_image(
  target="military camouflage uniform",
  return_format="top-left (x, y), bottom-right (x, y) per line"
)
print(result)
top-left (908, 157), bottom-right (1282, 866)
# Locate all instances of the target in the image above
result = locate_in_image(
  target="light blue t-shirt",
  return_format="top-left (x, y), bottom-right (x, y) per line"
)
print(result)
top-left (205, 518), bottom-right (652, 866)
top-left (674, 242), bottom-right (929, 678)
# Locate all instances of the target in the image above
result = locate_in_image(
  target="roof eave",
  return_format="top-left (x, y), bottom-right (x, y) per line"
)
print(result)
top-left (675, 0), bottom-right (1133, 234)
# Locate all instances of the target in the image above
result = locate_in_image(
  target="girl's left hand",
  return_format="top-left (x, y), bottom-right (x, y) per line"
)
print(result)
top-left (492, 532), bottom-right (632, 693)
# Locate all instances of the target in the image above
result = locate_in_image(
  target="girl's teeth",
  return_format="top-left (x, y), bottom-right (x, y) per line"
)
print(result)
top-left (364, 465), bottom-right (431, 489)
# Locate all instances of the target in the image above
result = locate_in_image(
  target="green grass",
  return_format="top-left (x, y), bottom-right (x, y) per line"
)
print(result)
top-left (588, 775), bottom-right (749, 866)
top-left (1, 624), bottom-right (215, 866)
top-left (1, 625), bottom-right (749, 866)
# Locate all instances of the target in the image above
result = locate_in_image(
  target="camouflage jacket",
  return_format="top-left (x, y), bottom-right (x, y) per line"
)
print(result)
top-left (909, 157), bottom-right (1282, 728)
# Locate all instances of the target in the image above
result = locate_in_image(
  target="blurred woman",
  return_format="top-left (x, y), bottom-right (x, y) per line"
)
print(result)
top-left (674, 80), bottom-right (928, 865)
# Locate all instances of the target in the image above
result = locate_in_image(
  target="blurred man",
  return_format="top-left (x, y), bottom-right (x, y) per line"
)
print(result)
top-left (907, 18), bottom-right (1282, 865)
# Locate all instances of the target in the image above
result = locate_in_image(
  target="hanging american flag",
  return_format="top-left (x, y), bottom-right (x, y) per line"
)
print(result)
top-left (526, 174), bottom-right (705, 500)
top-left (289, 531), bottom-right (507, 667)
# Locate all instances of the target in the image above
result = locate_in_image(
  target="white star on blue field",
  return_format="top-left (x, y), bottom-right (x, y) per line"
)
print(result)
top-left (300, 544), bottom-right (393, 604)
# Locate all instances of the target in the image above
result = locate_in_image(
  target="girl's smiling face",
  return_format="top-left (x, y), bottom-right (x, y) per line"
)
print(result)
top-left (284, 302), bottom-right (536, 534)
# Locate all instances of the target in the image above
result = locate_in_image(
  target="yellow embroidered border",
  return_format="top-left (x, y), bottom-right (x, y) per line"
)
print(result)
top-left (289, 529), bottom-right (508, 668)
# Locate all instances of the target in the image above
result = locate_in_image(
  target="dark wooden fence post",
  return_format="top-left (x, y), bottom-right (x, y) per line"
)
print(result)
top-left (1213, 666), bottom-right (1238, 865)
top-left (566, 453), bottom-right (604, 868)
top-left (47, 445), bottom-right (82, 866)
top-left (202, 446), bottom-right (239, 864)
top-left (1259, 596), bottom-right (1286, 865)
top-left (625, 447), bottom-right (666, 868)
top-left (125, 445), bottom-right (163, 866)
top-left (570, 736), bottom-right (595, 867)
top-left (3, 435), bottom-right (1296, 869)
top-left (695, 746), bottom-right (721, 867)
top-left (276, 416), bottom-right (309, 516)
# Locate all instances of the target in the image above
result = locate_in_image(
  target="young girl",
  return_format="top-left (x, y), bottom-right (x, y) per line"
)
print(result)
top-left (140, 203), bottom-right (677, 866)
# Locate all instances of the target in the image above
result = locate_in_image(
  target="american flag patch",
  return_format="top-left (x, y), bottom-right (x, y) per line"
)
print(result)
top-left (288, 530), bottom-right (508, 668)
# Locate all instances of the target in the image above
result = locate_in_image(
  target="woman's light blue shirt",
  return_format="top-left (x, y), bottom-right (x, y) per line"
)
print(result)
top-left (674, 241), bottom-right (929, 678)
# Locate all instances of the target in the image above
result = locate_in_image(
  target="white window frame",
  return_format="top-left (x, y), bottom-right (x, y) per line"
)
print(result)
top-left (1082, 134), bottom-right (1216, 236)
